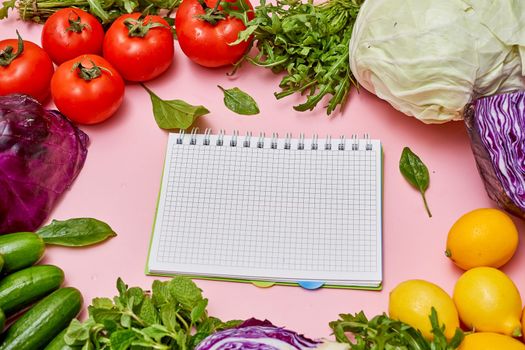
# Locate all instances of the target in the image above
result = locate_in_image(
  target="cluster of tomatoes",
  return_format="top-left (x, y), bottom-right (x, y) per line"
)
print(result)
top-left (0, 0), bottom-right (253, 125)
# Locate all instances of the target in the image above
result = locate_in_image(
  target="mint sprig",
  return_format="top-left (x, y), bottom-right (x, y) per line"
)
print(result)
top-left (64, 277), bottom-right (242, 349)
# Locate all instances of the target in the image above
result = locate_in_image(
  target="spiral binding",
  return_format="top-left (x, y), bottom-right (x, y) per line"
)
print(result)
top-left (177, 128), bottom-right (374, 151)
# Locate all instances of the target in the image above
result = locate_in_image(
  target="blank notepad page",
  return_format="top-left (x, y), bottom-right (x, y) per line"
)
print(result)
top-left (148, 133), bottom-right (382, 288)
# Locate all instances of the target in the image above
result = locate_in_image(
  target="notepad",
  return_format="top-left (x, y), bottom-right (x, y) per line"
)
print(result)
top-left (147, 130), bottom-right (383, 289)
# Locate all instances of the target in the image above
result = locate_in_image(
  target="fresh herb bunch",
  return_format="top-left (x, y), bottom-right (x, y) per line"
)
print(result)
top-left (329, 308), bottom-right (464, 350)
top-left (64, 277), bottom-right (242, 349)
top-left (232, 0), bottom-right (363, 115)
top-left (0, 0), bottom-right (179, 24)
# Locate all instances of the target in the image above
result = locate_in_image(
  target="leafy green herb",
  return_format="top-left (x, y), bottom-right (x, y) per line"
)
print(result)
top-left (230, 0), bottom-right (363, 115)
top-left (399, 147), bottom-right (432, 218)
top-left (330, 307), bottom-right (463, 350)
top-left (218, 85), bottom-right (260, 115)
top-left (0, 0), bottom-right (180, 23)
top-left (0, 0), bottom-right (15, 19)
top-left (65, 277), bottom-right (242, 349)
top-left (37, 218), bottom-right (116, 247)
top-left (142, 84), bottom-right (210, 130)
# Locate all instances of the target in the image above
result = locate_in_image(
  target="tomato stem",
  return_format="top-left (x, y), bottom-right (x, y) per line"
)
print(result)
top-left (123, 15), bottom-right (167, 38)
top-left (195, 0), bottom-right (226, 25)
top-left (72, 60), bottom-right (110, 81)
top-left (66, 10), bottom-right (91, 33)
top-left (0, 30), bottom-right (24, 67)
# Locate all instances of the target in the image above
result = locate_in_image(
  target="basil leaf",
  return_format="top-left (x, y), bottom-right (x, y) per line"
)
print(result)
top-left (37, 218), bottom-right (117, 246)
top-left (218, 85), bottom-right (260, 115)
top-left (399, 147), bottom-right (432, 217)
top-left (142, 84), bottom-right (210, 130)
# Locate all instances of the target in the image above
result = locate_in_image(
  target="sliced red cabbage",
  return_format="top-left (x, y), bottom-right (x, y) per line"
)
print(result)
top-left (465, 90), bottom-right (525, 218)
top-left (0, 94), bottom-right (89, 234)
top-left (195, 318), bottom-right (321, 350)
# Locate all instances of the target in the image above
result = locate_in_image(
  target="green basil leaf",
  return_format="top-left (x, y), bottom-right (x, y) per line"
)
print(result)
top-left (399, 147), bottom-right (432, 218)
top-left (142, 84), bottom-right (210, 130)
top-left (37, 218), bottom-right (116, 247)
top-left (218, 85), bottom-right (260, 115)
top-left (110, 329), bottom-right (136, 350)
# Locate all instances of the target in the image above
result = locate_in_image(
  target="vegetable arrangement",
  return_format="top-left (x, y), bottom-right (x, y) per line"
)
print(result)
top-left (0, 218), bottom-right (115, 349)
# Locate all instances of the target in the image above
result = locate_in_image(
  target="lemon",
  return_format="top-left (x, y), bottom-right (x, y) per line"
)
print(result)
top-left (458, 332), bottom-right (525, 350)
top-left (453, 267), bottom-right (522, 337)
top-left (445, 208), bottom-right (518, 270)
top-left (389, 279), bottom-right (460, 340)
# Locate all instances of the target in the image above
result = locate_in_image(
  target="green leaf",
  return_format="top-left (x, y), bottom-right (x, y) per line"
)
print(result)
top-left (0, 0), bottom-right (16, 19)
top-left (37, 218), bottom-right (117, 247)
top-left (218, 85), bottom-right (260, 115)
top-left (117, 278), bottom-right (128, 297)
top-left (168, 276), bottom-right (203, 310)
top-left (140, 324), bottom-right (171, 342)
top-left (65, 319), bottom-right (92, 346)
top-left (142, 84), bottom-right (210, 130)
top-left (139, 297), bottom-right (160, 325)
top-left (399, 147), bottom-right (432, 218)
top-left (92, 297), bottom-right (115, 310)
top-left (121, 314), bottom-right (132, 328)
top-left (160, 304), bottom-right (182, 333)
top-left (110, 329), bottom-right (136, 350)
top-left (190, 299), bottom-right (208, 323)
top-left (89, 307), bottom-right (122, 324)
top-left (152, 280), bottom-right (171, 307)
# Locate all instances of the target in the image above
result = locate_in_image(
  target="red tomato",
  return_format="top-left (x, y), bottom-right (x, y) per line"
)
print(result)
top-left (41, 8), bottom-right (105, 65)
top-left (51, 55), bottom-right (125, 125)
top-left (175, 0), bottom-right (253, 68)
top-left (103, 13), bottom-right (174, 82)
top-left (0, 35), bottom-right (54, 103)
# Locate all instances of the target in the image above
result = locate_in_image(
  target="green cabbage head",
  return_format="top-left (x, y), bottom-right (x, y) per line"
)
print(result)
top-left (349, 0), bottom-right (525, 123)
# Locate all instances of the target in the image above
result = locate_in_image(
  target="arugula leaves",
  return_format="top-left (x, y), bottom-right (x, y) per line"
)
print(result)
top-left (65, 277), bottom-right (242, 349)
top-left (330, 307), bottom-right (463, 350)
top-left (399, 147), bottom-right (432, 218)
top-left (231, 0), bottom-right (363, 115)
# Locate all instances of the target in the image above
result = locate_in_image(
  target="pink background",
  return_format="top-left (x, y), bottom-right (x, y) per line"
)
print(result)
top-left (2, 16), bottom-right (525, 339)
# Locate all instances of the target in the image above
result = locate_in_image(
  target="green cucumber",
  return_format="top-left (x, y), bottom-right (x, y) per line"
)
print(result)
top-left (0, 265), bottom-right (64, 316)
top-left (0, 232), bottom-right (45, 273)
top-left (43, 328), bottom-right (80, 350)
top-left (0, 287), bottom-right (83, 350)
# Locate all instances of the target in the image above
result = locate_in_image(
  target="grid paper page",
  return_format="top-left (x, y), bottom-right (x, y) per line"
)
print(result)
top-left (148, 133), bottom-right (382, 287)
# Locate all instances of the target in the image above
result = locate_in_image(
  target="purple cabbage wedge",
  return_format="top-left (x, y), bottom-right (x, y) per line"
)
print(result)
top-left (195, 318), bottom-right (322, 350)
top-left (0, 94), bottom-right (88, 234)
top-left (465, 91), bottom-right (525, 219)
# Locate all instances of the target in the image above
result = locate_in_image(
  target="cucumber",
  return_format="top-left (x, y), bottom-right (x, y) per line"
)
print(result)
top-left (0, 232), bottom-right (45, 273)
top-left (43, 328), bottom-right (80, 350)
top-left (0, 287), bottom-right (83, 350)
top-left (0, 265), bottom-right (64, 316)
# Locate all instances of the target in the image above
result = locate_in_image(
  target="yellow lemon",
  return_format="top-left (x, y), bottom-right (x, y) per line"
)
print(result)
top-left (445, 208), bottom-right (518, 270)
top-left (389, 279), bottom-right (460, 340)
top-left (458, 332), bottom-right (525, 350)
top-left (522, 306), bottom-right (525, 342)
top-left (453, 267), bottom-right (522, 337)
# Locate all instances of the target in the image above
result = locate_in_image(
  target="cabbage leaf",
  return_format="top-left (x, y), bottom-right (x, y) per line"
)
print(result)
top-left (0, 94), bottom-right (89, 234)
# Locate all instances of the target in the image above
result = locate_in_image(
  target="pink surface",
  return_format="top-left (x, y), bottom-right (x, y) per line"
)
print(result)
top-left (2, 16), bottom-right (525, 339)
